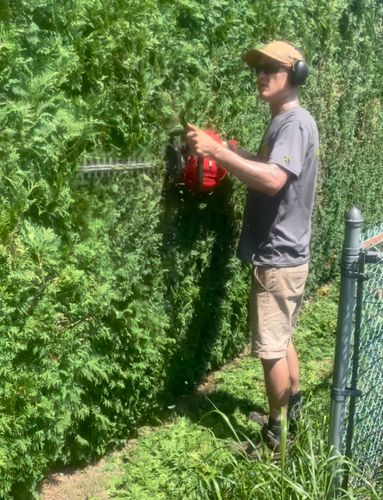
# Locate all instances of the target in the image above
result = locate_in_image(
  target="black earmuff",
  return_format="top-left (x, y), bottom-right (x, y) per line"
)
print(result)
top-left (290, 60), bottom-right (309, 86)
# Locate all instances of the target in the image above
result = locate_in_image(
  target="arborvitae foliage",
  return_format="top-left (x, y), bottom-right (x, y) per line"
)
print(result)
top-left (0, 0), bottom-right (382, 496)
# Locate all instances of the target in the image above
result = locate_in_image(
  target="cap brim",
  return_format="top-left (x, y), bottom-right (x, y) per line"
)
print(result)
top-left (244, 48), bottom-right (290, 68)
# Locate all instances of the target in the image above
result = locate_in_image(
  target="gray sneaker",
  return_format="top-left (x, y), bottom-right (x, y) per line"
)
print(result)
top-left (288, 392), bottom-right (303, 432)
top-left (248, 410), bottom-right (268, 426)
top-left (228, 439), bottom-right (263, 460)
top-left (261, 421), bottom-right (281, 452)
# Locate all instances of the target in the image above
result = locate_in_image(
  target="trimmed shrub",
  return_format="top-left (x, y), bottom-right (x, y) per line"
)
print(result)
top-left (0, 0), bottom-right (382, 496)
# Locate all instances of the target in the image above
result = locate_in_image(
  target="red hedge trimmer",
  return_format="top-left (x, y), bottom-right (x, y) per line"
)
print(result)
top-left (164, 128), bottom-right (237, 193)
top-left (79, 128), bottom-right (237, 195)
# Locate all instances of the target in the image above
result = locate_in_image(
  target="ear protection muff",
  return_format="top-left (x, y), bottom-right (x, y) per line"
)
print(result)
top-left (290, 60), bottom-right (309, 86)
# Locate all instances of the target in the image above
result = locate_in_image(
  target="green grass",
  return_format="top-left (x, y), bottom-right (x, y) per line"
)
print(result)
top-left (108, 285), bottom-right (381, 499)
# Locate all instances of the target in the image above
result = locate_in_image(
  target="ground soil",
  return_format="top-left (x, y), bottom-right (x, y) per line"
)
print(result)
top-left (38, 441), bottom-right (136, 500)
top-left (39, 459), bottom-right (112, 500)
top-left (38, 366), bottom-right (221, 499)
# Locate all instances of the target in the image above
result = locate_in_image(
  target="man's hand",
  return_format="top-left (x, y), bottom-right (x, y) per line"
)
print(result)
top-left (186, 124), bottom-right (223, 158)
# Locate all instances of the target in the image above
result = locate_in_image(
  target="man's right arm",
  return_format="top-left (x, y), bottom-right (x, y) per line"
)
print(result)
top-left (212, 145), bottom-right (290, 196)
top-left (187, 124), bottom-right (290, 196)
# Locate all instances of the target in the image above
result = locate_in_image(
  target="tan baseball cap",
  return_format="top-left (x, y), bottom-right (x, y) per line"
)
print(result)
top-left (244, 41), bottom-right (303, 68)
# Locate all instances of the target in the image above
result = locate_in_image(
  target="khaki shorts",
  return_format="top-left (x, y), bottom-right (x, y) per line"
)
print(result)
top-left (250, 263), bottom-right (308, 360)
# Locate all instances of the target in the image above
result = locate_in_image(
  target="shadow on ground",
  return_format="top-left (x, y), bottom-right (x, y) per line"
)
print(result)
top-left (164, 384), bottom-right (267, 442)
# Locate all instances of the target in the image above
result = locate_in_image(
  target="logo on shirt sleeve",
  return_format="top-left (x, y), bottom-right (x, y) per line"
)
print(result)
top-left (283, 154), bottom-right (292, 167)
top-left (259, 142), bottom-right (269, 160)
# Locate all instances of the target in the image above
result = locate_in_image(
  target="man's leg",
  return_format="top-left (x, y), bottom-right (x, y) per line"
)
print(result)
top-left (250, 266), bottom-right (292, 431)
top-left (258, 356), bottom-right (290, 450)
top-left (261, 346), bottom-right (302, 426)
top-left (286, 343), bottom-right (300, 395)
top-left (261, 357), bottom-right (290, 422)
top-left (286, 343), bottom-right (303, 422)
top-left (250, 264), bottom-right (308, 447)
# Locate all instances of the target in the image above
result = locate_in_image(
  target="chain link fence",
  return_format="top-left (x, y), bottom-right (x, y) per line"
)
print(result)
top-left (329, 208), bottom-right (383, 490)
top-left (344, 224), bottom-right (383, 486)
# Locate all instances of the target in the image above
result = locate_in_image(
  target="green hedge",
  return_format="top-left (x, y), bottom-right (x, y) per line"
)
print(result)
top-left (0, 0), bottom-right (382, 496)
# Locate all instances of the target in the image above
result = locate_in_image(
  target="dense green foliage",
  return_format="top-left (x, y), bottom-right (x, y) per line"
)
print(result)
top-left (0, 0), bottom-right (382, 497)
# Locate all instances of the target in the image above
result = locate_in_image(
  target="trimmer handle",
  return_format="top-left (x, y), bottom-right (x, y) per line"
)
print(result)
top-left (168, 128), bottom-right (187, 142)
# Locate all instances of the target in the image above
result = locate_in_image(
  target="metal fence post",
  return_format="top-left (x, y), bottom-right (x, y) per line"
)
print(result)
top-left (329, 206), bottom-right (363, 491)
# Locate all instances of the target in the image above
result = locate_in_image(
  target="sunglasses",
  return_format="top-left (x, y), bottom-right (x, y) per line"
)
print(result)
top-left (252, 63), bottom-right (286, 76)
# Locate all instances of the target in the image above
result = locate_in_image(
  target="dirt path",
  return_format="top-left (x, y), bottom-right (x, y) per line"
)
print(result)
top-left (38, 444), bottom-right (133, 500)
top-left (38, 362), bottom-right (226, 499)
top-left (40, 459), bottom-right (113, 500)
top-left (40, 464), bottom-right (108, 500)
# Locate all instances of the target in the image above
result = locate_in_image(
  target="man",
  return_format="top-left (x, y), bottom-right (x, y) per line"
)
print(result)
top-left (186, 40), bottom-right (319, 451)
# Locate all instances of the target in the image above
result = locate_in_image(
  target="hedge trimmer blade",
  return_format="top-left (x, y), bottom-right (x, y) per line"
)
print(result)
top-left (78, 160), bottom-right (160, 179)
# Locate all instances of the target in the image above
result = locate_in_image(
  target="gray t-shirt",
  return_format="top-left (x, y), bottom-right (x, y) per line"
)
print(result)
top-left (238, 106), bottom-right (319, 267)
